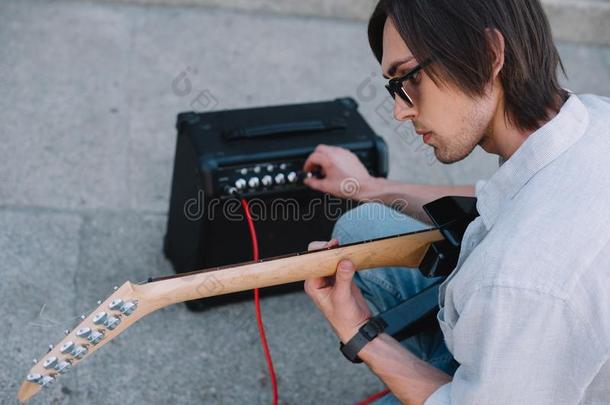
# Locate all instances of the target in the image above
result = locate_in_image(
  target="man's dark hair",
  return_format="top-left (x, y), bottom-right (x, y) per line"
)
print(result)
top-left (368, 0), bottom-right (568, 131)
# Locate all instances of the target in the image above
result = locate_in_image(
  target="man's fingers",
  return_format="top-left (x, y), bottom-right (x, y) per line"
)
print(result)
top-left (351, 281), bottom-right (371, 313)
top-left (333, 260), bottom-right (356, 300)
top-left (303, 150), bottom-right (330, 173)
top-left (305, 239), bottom-right (344, 306)
top-left (315, 144), bottom-right (340, 154)
top-left (303, 176), bottom-right (325, 192)
top-left (302, 150), bottom-right (330, 192)
top-left (304, 277), bottom-right (327, 291)
top-left (308, 241), bottom-right (327, 251)
top-left (305, 239), bottom-right (340, 298)
top-left (307, 239), bottom-right (339, 251)
top-left (327, 239), bottom-right (339, 248)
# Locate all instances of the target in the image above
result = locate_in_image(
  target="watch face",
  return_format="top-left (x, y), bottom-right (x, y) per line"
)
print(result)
top-left (341, 319), bottom-right (387, 364)
top-left (361, 323), bottom-right (376, 340)
top-left (361, 319), bottom-right (384, 340)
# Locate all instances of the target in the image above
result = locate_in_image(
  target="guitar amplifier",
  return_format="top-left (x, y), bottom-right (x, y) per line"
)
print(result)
top-left (163, 97), bottom-right (388, 310)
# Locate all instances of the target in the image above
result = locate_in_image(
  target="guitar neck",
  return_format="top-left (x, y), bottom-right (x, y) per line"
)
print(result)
top-left (136, 229), bottom-right (443, 312)
top-left (18, 196), bottom-right (477, 404)
top-left (16, 228), bottom-right (442, 403)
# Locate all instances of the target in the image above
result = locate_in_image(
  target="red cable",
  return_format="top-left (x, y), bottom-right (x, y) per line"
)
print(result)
top-left (355, 389), bottom-right (390, 405)
top-left (241, 197), bottom-right (386, 405)
top-left (241, 199), bottom-right (279, 405)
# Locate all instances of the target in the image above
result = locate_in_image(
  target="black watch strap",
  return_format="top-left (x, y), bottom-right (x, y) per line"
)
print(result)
top-left (339, 317), bottom-right (387, 363)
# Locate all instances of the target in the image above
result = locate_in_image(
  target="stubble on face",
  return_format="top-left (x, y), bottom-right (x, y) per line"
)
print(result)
top-left (381, 17), bottom-right (498, 165)
top-left (427, 89), bottom-right (496, 164)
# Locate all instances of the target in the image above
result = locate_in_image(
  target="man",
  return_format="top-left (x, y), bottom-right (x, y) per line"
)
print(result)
top-left (302, 0), bottom-right (610, 403)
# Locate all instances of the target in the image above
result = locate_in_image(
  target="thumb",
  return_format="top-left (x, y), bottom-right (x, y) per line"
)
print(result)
top-left (303, 176), bottom-right (327, 192)
top-left (334, 260), bottom-right (356, 298)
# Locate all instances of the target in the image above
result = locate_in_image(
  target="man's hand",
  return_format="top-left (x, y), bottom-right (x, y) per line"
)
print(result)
top-left (305, 241), bottom-right (452, 404)
top-left (304, 240), bottom-right (372, 343)
top-left (303, 144), bottom-right (377, 201)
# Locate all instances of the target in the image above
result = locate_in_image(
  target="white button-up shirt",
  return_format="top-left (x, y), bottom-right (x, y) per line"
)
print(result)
top-left (426, 94), bottom-right (610, 404)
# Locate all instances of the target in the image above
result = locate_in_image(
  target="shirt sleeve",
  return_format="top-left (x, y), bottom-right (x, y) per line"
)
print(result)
top-left (424, 286), bottom-right (604, 405)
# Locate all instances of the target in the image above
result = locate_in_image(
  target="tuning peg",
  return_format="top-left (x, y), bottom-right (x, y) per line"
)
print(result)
top-left (97, 300), bottom-right (102, 305)
top-left (64, 329), bottom-right (70, 335)
top-left (26, 373), bottom-right (54, 387)
top-left (108, 298), bottom-right (137, 315)
top-left (59, 341), bottom-right (87, 359)
top-left (26, 373), bottom-right (42, 383)
top-left (72, 345), bottom-right (88, 359)
top-left (109, 299), bottom-right (123, 311)
top-left (80, 314), bottom-right (86, 320)
top-left (56, 360), bottom-right (72, 374)
top-left (87, 330), bottom-right (104, 345)
top-left (92, 312), bottom-right (108, 325)
top-left (32, 358), bottom-right (37, 365)
top-left (105, 316), bottom-right (121, 330)
top-left (76, 327), bottom-right (92, 339)
top-left (40, 375), bottom-right (55, 387)
top-left (121, 301), bottom-right (137, 316)
top-left (43, 356), bottom-right (58, 370)
top-left (113, 286), bottom-right (118, 291)
top-left (60, 341), bottom-right (75, 355)
top-left (47, 344), bottom-right (54, 352)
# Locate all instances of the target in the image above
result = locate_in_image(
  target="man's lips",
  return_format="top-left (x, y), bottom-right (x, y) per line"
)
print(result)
top-left (415, 130), bottom-right (432, 144)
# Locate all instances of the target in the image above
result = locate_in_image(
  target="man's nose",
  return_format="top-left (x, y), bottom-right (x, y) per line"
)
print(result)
top-left (393, 95), bottom-right (417, 121)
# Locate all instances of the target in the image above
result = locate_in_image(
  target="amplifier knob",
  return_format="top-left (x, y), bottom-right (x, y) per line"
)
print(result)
top-left (235, 178), bottom-right (247, 190)
top-left (266, 164), bottom-right (274, 172)
top-left (240, 168), bottom-right (248, 176)
top-left (262, 175), bottom-right (273, 187)
top-left (279, 163), bottom-right (288, 170)
top-left (253, 166), bottom-right (261, 174)
top-left (274, 173), bottom-right (285, 185)
top-left (287, 171), bottom-right (298, 183)
top-left (248, 177), bottom-right (260, 188)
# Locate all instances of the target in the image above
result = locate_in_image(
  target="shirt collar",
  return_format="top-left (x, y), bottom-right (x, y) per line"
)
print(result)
top-left (475, 94), bottom-right (589, 230)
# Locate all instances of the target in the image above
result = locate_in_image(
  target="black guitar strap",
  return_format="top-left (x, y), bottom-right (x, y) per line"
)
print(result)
top-left (373, 196), bottom-right (479, 341)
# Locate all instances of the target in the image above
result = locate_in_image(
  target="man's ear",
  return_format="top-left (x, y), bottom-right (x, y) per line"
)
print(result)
top-left (485, 28), bottom-right (505, 78)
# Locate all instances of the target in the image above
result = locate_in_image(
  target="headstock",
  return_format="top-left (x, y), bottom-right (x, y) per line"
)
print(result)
top-left (18, 281), bottom-right (147, 403)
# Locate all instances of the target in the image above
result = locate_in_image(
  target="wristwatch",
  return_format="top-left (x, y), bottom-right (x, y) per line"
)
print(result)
top-left (339, 317), bottom-right (387, 363)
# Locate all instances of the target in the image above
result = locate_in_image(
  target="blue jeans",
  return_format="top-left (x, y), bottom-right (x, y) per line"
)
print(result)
top-left (331, 203), bottom-right (458, 404)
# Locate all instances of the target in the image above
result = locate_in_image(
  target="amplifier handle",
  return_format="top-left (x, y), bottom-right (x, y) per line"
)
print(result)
top-left (222, 119), bottom-right (347, 141)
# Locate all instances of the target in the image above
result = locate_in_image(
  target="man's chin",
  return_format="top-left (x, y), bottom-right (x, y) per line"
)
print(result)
top-left (433, 145), bottom-right (473, 165)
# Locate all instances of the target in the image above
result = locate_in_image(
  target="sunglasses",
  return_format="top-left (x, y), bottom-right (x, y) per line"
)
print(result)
top-left (385, 59), bottom-right (431, 107)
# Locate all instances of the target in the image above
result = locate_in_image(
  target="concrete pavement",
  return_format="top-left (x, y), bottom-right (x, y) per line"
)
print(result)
top-left (1, 1), bottom-right (608, 404)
